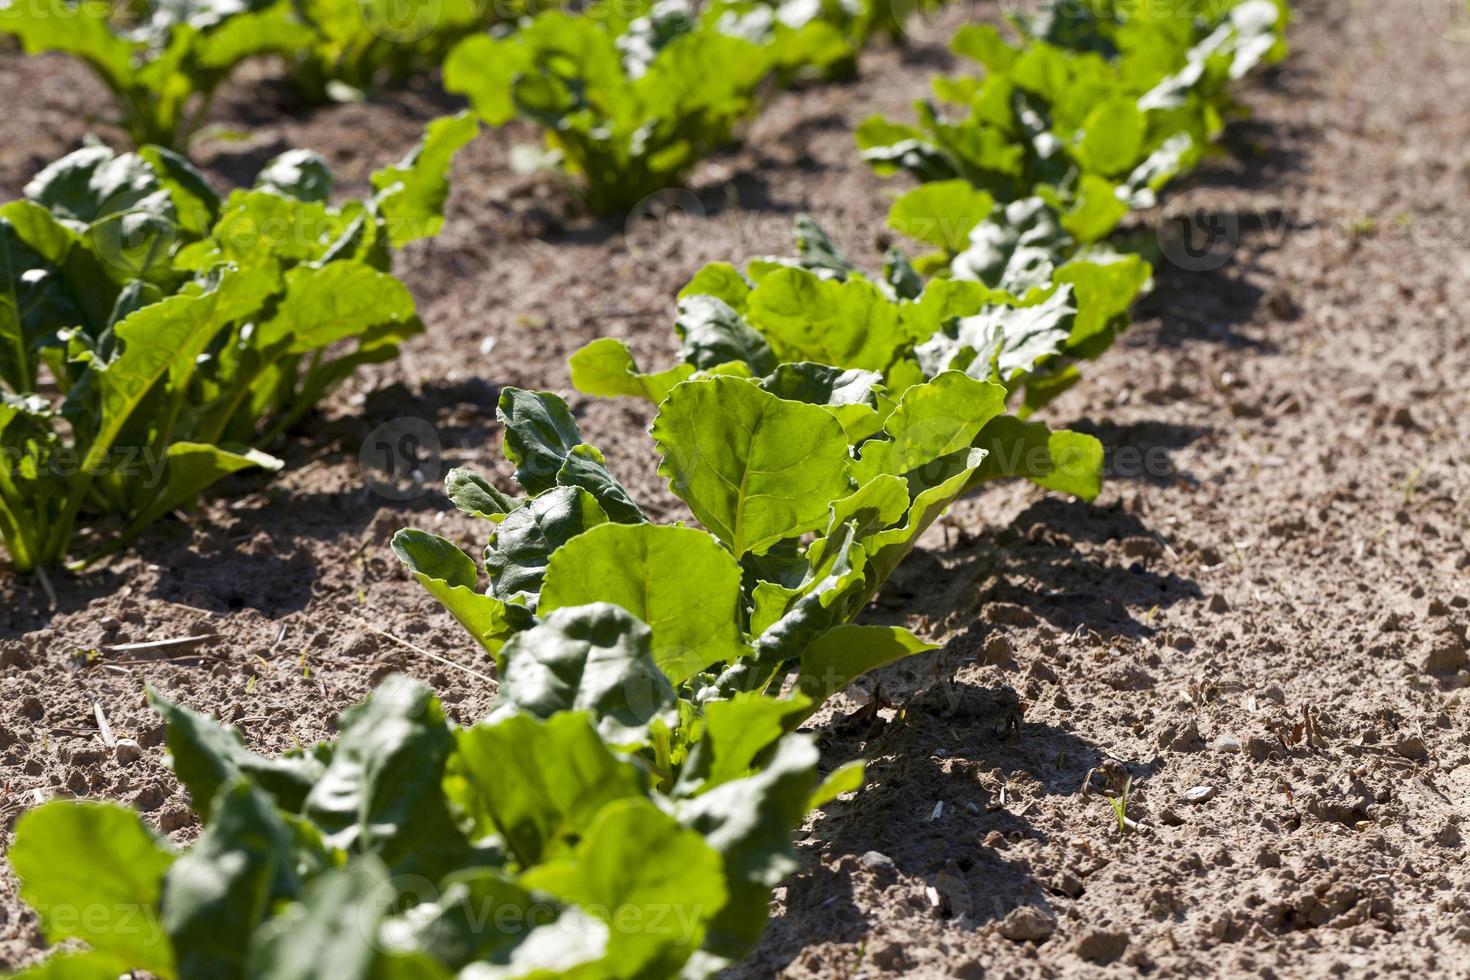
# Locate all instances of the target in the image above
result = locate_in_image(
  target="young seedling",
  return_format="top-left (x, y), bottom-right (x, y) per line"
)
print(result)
top-left (1083, 758), bottom-right (1140, 836)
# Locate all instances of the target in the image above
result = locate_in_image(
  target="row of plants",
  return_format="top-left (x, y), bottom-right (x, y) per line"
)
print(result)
top-left (0, 112), bottom-right (478, 572)
top-left (6, 1), bottom-right (1289, 977)
top-left (0, 0), bottom-right (931, 153)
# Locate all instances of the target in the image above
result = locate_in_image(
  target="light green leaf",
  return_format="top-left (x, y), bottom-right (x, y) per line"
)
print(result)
top-left (372, 112), bottom-right (480, 247)
top-left (10, 801), bottom-right (177, 975)
top-left (970, 416), bottom-right (1103, 501)
top-left (260, 262), bottom-right (416, 355)
top-left (795, 624), bottom-right (937, 706)
top-left (392, 529), bottom-right (515, 656)
top-left (746, 268), bottom-right (908, 374)
top-left (448, 711), bottom-right (646, 865)
top-left (887, 180), bottom-right (994, 253)
top-left (568, 337), bottom-right (693, 403)
top-left (853, 370), bottom-right (1008, 482)
top-left (522, 798), bottom-right (727, 977)
top-left (540, 523), bottom-right (746, 685)
top-left (652, 377), bottom-right (852, 558)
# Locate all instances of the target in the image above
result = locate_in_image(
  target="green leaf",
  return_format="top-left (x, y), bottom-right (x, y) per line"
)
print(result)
top-left (444, 466), bottom-right (522, 521)
top-left (674, 294), bottom-right (776, 375)
top-left (448, 711), bottom-right (646, 865)
top-left (371, 112), bottom-right (480, 247)
top-left (483, 485), bottom-right (609, 601)
top-left (795, 624), bottom-right (937, 705)
top-left (150, 689), bottom-right (324, 821)
top-left (675, 736), bottom-right (819, 959)
top-left (259, 262), bottom-right (416, 355)
top-left (746, 269), bottom-right (909, 374)
top-left (303, 676), bottom-right (477, 881)
top-left (161, 781), bottom-right (305, 980)
top-left (758, 362), bottom-right (885, 441)
top-left (497, 388), bottom-right (584, 495)
top-left (951, 197), bottom-right (1071, 292)
top-left (652, 377), bottom-right (852, 558)
top-left (244, 858), bottom-right (391, 980)
top-left (568, 337), bottom-right (694, 403)
top-left (555, 443), bottom-right (646, 525)
top-left (495, 603), bottom-right (677, 746)
top-left (255, 149), bottom-right (333, 203)
top-left (378, 867), bottom-right (610, 974)
top-left (539, 523), bottom-right (746, 685)
top-left (915, 286), bottom-right (1077, 384)
top-left (10, 801), bottom-right (177, 975)
top-left (6, 952), bottom-right (139, 980)
top-left (678, 262), bottom-right (751, 310)
top-left (123, 442), bottom-right (281, 539)
top-left (887, 180), bottom-right (994, 253)
top-left (698, 692), bottom-right (812, 789)
top-left (521, 798), bottom-right (727, 976)
top-left (392, 529), bottom-right (515, 656)
top-left (853, 370), bottom-right (1008, 482)
top-left (970, 416), bottom-right (1103, 501)
top-left (807, 759), bottom-right (865, 811)
top-left (1054, 255), bottom-right (1151, 348)
top-left (1074, 97), bottom-right (1146, 176)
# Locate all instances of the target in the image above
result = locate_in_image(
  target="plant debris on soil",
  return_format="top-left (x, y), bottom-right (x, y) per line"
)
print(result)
top-left (2, 0), bottom-right (1469, 976)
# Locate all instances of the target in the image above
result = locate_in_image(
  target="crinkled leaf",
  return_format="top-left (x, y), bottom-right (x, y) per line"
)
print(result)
top-left (674, 294), bottom-right (775, 375)
top-left (494, 603), bottom-right (677, 746)
top-left (303, 676), bottom-right (478, 881)
top-left (483, 485), bottom-right (609, 601)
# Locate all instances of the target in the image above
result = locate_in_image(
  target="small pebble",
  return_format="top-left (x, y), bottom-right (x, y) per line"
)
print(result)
top-left (999, 905), bottom-right (1056, 942)
top-left (1214, 735), bottom-right (1242, 754)
top-left (114, 739), bottom-right (143, 766)
top-left (860, 851), bottom-right (896, 875)
top-left (1184, 785), bottom-right (1217, 803)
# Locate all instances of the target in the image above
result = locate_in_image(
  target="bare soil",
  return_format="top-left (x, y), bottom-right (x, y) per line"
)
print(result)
top-left (3, 1), bottom-right (1469, 976)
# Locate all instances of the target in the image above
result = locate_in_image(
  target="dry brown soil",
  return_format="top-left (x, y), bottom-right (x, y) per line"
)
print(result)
top-left (2, 0), bottom-right (1469, 976)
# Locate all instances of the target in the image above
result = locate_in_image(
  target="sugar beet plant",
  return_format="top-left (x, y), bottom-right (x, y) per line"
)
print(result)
top-left (0, 0), bottom-right (313, 148)
top-left (6, 370), bottom-right (1098, 977)
top-left (862, 0), bottom-right (1288, 245)
top-left (445, 8), bottom-right (777, 215)
top-left (0, 114), bottom-right (478, 571)
top-left (570, 213), bottom-right (1149, 425)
